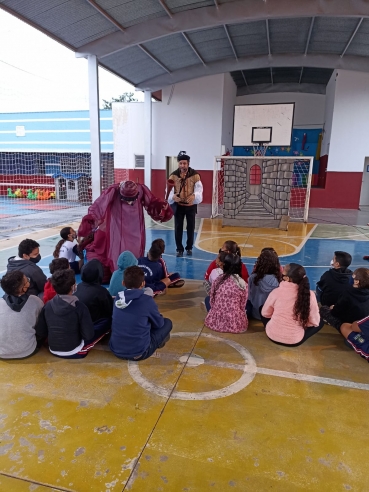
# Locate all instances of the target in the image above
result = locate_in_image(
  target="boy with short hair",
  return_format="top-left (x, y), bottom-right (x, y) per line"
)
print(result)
top-left (0, 271), bottom-right (43, 359)
top-left (109, 266), bottom-right (172, 361)
top-left (7, 238), bottom-right (47, 297)
top-left (44, 257), bottom-right (70, 304)
top-left (316, 250), bottom-right (352, 306)
top-left (137, 239), bottom-right (184, 296)
top-left (36, 269), bottom-right (109, 359)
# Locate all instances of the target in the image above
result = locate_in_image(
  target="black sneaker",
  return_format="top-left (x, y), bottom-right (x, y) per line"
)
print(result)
top-left (176, 251), bottom-right (184, 257)
top-left (186, 249), bottom-right (192, 256)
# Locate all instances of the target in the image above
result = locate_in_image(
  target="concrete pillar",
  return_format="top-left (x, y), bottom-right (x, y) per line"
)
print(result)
top-left (88, 55), bottom-right (101, 201)
top-left (144, 90), bottom-right (152, 189)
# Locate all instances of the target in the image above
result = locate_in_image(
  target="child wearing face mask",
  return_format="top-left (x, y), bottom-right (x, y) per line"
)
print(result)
top-left (7, 238), bottom-right (47, 298)
top-left (36, 269), bottom-right (109, 359)
top-left (316, 250), bottom-right (353, 306)
top-left (53, 227), bottom-right (83, 274)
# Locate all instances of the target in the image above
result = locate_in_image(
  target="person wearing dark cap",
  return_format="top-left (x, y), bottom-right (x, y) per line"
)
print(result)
top-left (168, 151), bottom-right (203, 257)
top-left (78, 180), bottom-right (173, 282)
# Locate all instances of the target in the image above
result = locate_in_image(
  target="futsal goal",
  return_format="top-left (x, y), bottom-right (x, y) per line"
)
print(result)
top-left (211, 156), bottom-right (314, 223)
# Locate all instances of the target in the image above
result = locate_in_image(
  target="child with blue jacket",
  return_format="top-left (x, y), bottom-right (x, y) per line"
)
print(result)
top-left (109, 266), bottom-right (172, 361)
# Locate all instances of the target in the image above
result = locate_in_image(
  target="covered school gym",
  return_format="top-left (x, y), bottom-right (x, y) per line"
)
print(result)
top-left (1, 1), bottom-right (369, 490)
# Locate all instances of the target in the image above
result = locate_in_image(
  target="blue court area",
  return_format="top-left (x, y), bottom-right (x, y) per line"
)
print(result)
top-left (0, 197), bottom-right (79, 218)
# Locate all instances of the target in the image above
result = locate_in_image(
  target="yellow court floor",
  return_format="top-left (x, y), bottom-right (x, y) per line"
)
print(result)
top-left (195, 219), bottom-right (316, 256)
top-left (0, 281), bottom-right (368, 491)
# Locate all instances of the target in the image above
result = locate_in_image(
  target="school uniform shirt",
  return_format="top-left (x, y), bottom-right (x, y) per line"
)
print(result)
top-left (262, 281), bottom-right (321, 345)
top-left (137, 256), bottom-right (167, 294)
top-left (205, 259), bottom-right (249, 283)
top-left (109, 289), bottom-right (165, 359)
top-left (59, 240), bottom-right (78, 263)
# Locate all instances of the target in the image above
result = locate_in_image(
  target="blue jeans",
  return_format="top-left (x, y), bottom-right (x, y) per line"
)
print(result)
top-left (204, 296), bottom-right (211, 312)
top-left (133, 318), bottom-right (173, 361)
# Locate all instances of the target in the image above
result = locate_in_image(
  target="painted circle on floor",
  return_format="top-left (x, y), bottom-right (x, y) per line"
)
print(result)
top-left (128, 332), bottom-right (257, 400)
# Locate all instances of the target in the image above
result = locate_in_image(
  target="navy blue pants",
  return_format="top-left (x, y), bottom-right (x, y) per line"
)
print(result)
top-left (131, 318), bottom-right (173, 361)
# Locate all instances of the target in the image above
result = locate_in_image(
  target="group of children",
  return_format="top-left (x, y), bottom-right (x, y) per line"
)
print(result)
top-left (1, 227), bottom-right (369, 364)
top-left (203, 242), bottom-right (369, 359)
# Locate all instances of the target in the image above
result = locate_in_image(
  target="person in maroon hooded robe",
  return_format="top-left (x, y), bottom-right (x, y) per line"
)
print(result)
top-left (78, 181), bottom-right (173, 282)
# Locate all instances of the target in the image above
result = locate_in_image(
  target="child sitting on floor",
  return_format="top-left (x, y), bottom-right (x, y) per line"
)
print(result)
top-left (36, 269), bottom-right (109, 359)
top-left (248, 249), bottom-right (282, 319)
top-left (137, 240), bottom-right (184, 295)
top-left (108, 251), bottom-right (138, 297)
top-left (205, 253), bottom-right (248, 334)
top-left (53, 226), bottom-right (82, 274)
top-left (109, 266), bottom-right (173, 361)
top-left (316, 250), bottom-right (352, 306)
top-left (75, 259), bottom-right (113, 332)
top-left (0, 271), bottom-right (44, 359)
top-left (204, 240), bottom-right (249, 295)
top-left (340, 317), bottom-right (369, 362)
top-left (320, 267), bottom-right (369, 331)
top-left (261, 263), bottom-right (324, 347)
top-left (44, 257), bottom-right (70, 304)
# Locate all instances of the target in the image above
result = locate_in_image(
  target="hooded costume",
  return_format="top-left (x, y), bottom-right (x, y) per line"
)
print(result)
top-left (75, 259), bottom-right (113, 323)
top-left (78, 181), bottom-right (173, 281)
top-left (108, 251), bottom-right (138, 297)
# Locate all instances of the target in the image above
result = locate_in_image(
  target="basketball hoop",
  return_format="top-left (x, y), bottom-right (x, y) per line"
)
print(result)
top-left (252, 143), bottom-right (269, 157)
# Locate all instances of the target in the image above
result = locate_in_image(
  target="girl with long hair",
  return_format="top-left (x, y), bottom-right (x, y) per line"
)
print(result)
top-left (261, 263), bottom-right (324, 346)
top-left (53, 227), bottom-right (82, 274)
top-left (203, 240), bottom-right (249, 295)
top-left (205, 253), bottom-right (248, 334)
top-left (247, 250), bottom-right (282, 319)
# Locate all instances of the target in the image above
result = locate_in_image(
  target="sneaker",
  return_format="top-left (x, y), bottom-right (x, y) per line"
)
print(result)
top-left (186, 249), bottom-right (192, 256)
top-left (176, 251), bottom-right (184, 257)
top-left (363, 256), bottom-right (369, 261)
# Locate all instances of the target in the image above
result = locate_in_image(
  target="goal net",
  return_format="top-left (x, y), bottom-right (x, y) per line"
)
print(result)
top-left (0, 152), bottom-right (115, 233)
top-left (211, 156), bottom-right (313, 222)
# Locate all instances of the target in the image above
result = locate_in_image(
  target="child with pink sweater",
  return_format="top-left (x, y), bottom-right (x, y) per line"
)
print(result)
top-left (261, 263), bottom-right (324, 346)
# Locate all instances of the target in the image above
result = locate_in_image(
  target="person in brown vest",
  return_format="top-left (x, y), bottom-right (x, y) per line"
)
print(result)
top-left (168, 151), bottom-right (203, 257)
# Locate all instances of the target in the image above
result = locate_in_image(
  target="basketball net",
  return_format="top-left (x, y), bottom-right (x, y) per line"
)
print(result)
top-left (252, 143), bottom-right (269, 157)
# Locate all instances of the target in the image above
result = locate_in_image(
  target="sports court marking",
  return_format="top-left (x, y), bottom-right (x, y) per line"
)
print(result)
top-left (128, 332), bottom-right (369, 401)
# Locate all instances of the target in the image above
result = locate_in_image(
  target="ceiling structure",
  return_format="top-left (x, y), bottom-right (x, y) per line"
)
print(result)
top-left (2, 1), bottom-right (369, 95)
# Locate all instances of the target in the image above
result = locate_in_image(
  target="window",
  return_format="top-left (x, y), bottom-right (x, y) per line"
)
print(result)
top-left (135, 155), bottom-right (145, 168)
top-left (68, 180), bottom-right (76, 190)
top-left (249, 165), bottom-right (262, 185)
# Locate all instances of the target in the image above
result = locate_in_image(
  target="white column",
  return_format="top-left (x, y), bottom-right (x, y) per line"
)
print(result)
top-left (144, 90), bottom-right (152, 189)
top-left (88, 55), bottom-right (101, 201)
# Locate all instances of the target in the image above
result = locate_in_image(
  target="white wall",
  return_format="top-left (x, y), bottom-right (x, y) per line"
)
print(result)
top-left (112, 102), bottom-right (144, 169)
top-left (221, 73), bottom-right (237, 152)
top-left (152, 74), bottom-right (225, 170)
top-left (235, 92), bottom-right (325, 129)
top-left (320, 71), bottom-right (337, 157)
top-left (328, 70), bottom-right (369, 172)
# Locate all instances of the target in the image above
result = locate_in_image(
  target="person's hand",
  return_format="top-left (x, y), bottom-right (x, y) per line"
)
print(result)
top-left (186, 194), bottom-right (195, 205)
top-left (173, 194), bottom-right (181, 203)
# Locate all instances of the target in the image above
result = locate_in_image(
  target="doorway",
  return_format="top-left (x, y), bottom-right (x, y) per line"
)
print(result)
top-left (359, 158), bottom-right (369, 207)
top-left (166, 156), bottom-right (178, 178)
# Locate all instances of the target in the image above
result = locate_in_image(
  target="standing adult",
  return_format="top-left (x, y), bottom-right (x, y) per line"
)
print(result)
top-left (168, 151), bottom-right (203, 257)
top-left (78, 180), bottom-right (173, 282)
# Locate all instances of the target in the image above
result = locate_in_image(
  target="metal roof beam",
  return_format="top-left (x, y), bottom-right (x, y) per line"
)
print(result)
top-left (85, 0), bottom-right (125, 32)
top-left (266, 19), bottom-right (271, 56)
top-left (76, 0), bottom-right (369, 58)
top-left (270, 67), bottom-right (273, 84)
top-left (182, 33), bottom-right (206, 66)
top-left (304, 17), bottom-right (315, 55)
top-left (138, 45), bottom-right (171, 73)
top-left (236, 82), bottom-right (326, 96)
top-left (241, 70), bottom-right (248, 86)
top-left (224, 25), bottom-right (238, 60)
top-left (341, 17), bottom-right (364, 58)
top-left (299, 67), bottom-right (304, 83)
top-left (158, 0), bottom-right (173, 19)
top-left (214, 0), bottom-right (219, 8)
top-left (135, 53), bottom-right (366, 91)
